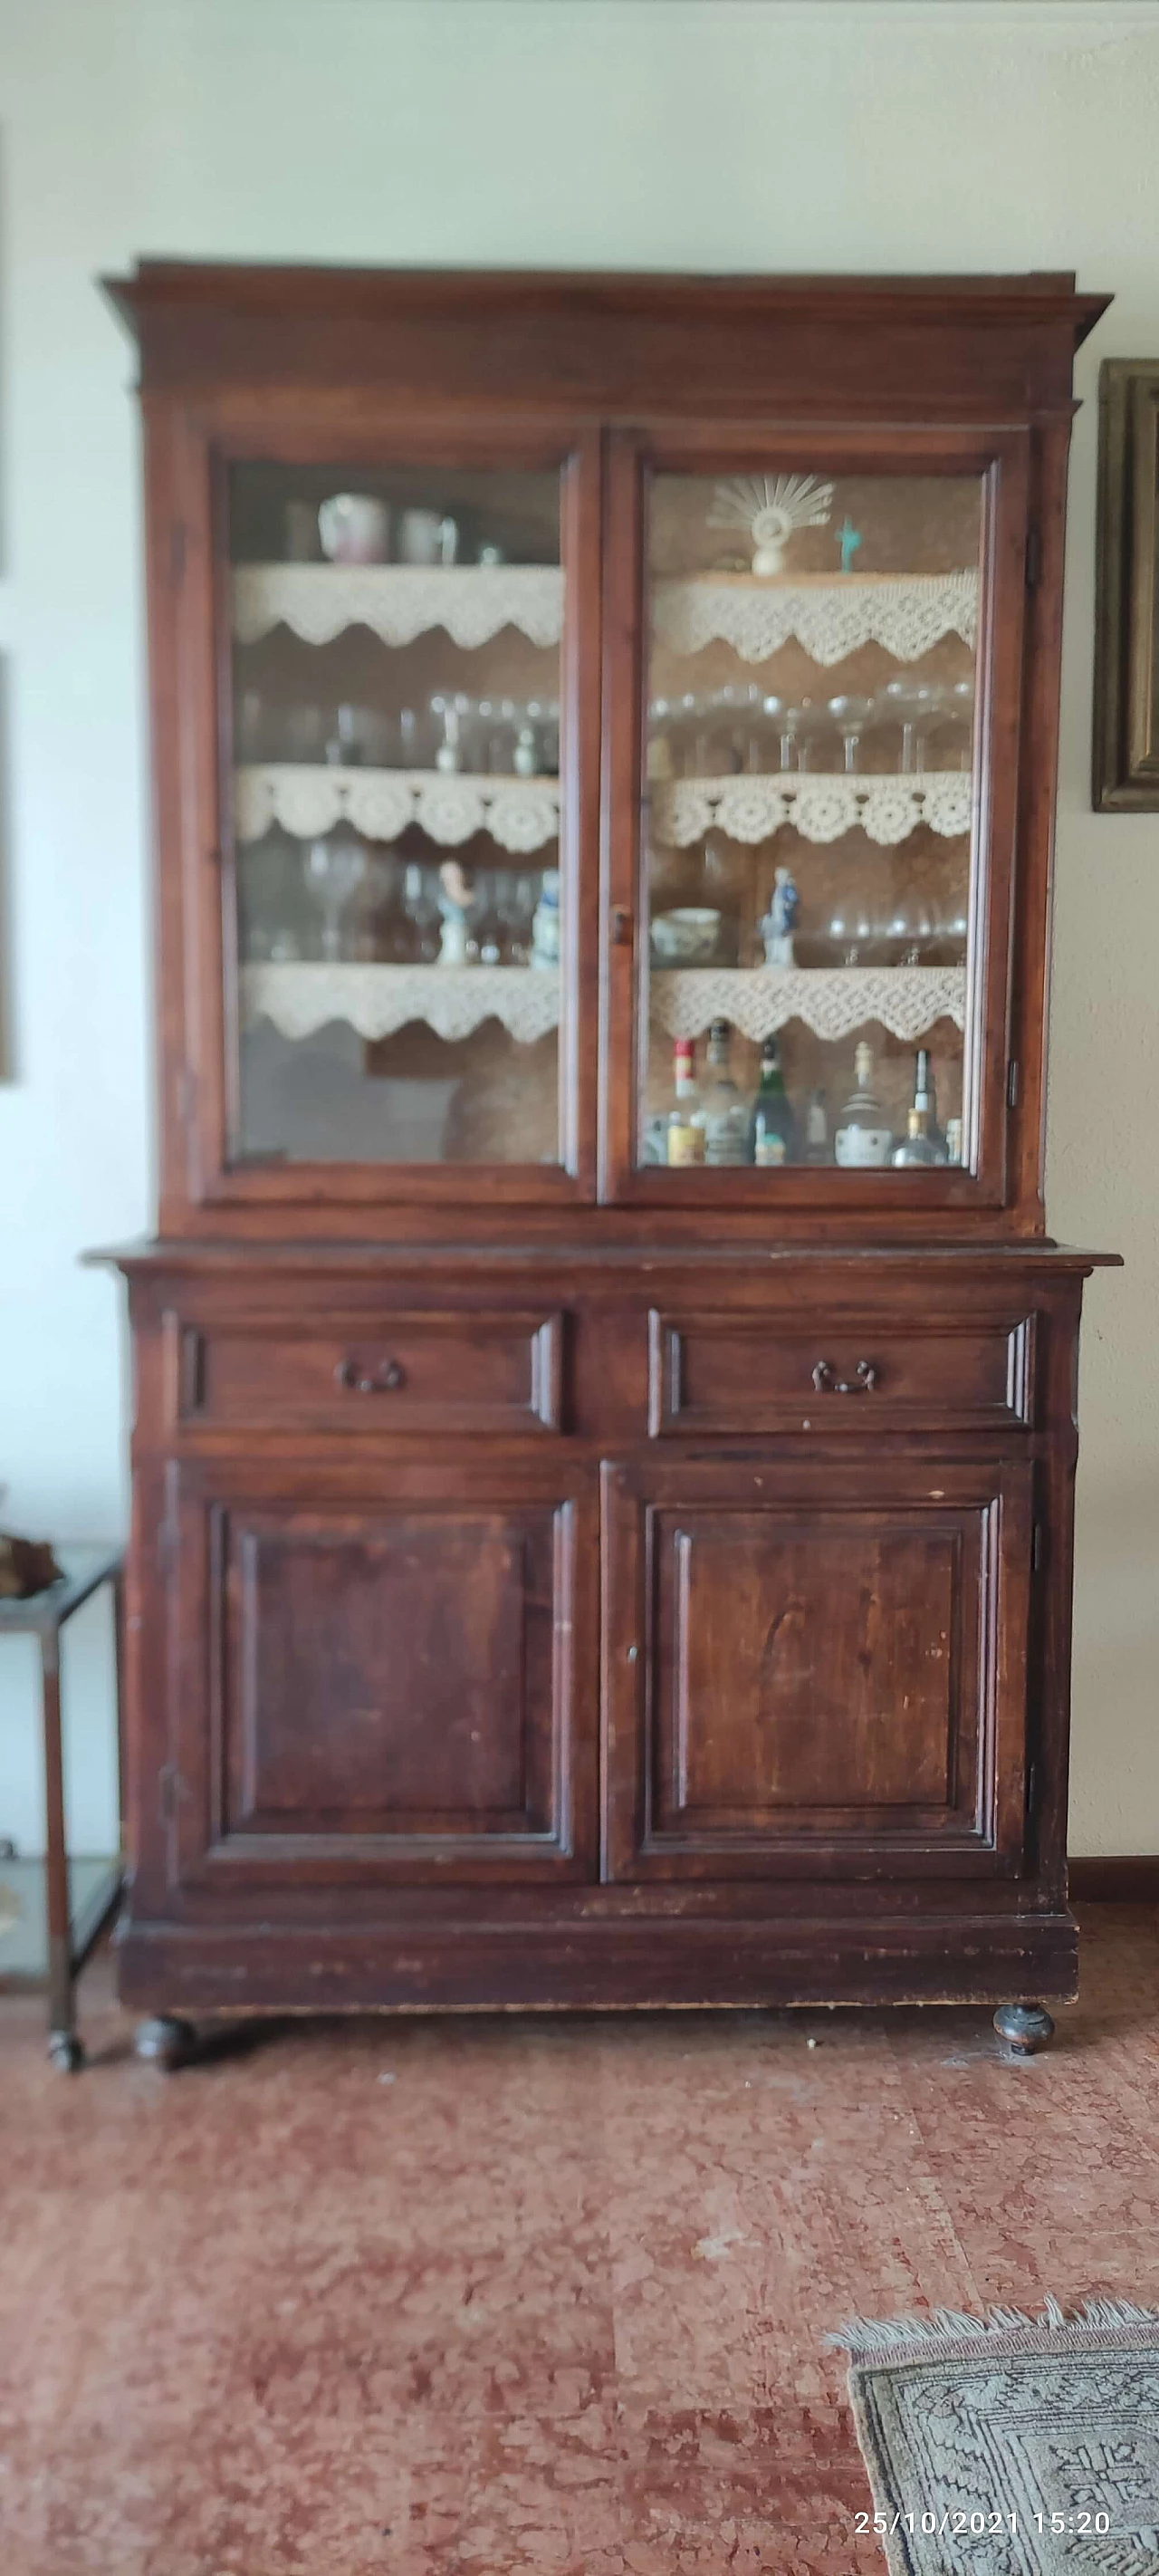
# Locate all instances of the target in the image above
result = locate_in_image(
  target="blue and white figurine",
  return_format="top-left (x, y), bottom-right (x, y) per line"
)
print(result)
top-left (532, 868), bottom-right (560, 969)
top-left (761, 865), bottom-right (800, 968)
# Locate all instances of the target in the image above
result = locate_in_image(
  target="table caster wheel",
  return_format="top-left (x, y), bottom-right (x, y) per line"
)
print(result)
top-left (136, 2014), bottom-right (196, 2070)
top-left (47, 2030), bottom-right (85, 2072)
top-left (993, 2002), bottom-right (1055, 2056)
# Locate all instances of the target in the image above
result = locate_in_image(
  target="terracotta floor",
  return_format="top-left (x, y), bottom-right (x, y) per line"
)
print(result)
top-left (2, 1908), bottom-right (1157, 2575)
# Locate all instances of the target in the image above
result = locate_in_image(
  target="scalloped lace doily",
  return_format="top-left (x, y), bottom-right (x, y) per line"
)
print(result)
top-left (235, 764), bottom-right (560, 855)
top-left (651, 771), bottom-right (972, 849)
top-left (232, 563), bottom-right (564, 652)
top-left (242, 961), bottom-right (561, 1045)
top-left (653, 572), bottom-right (978, 667)
top-left (241, 959), bottom-right (963, 1050)
top-left (650, 966), bottom-right (966, 1043)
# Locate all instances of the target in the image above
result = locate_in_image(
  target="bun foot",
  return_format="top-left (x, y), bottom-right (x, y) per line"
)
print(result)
top-left (993, 2002), bottom-right (1055, 2056)
top-left (136, 2014), bottom-right (196, 2070)
top-left (47, 2030), bottom-right (85, 2072)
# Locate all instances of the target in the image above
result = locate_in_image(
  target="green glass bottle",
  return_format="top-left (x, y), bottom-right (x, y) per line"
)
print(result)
top-left (749, 1036), bottom-right (798, 1166)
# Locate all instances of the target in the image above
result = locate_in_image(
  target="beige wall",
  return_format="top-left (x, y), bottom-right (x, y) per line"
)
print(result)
top-left (0, 0), bottom-right (1154, 1851)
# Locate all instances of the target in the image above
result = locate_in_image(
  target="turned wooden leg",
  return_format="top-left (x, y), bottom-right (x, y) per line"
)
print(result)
top-left (993, 2002), bottom-right (1055, 2055)
top-left (41, 1634), bottom-right (81, 2071)
top-left (136, 2015), bottom-right (196, 2070)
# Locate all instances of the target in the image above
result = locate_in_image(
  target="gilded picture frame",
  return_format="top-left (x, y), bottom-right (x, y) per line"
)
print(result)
top-left (1093, 359), bottom-right (1159, 809)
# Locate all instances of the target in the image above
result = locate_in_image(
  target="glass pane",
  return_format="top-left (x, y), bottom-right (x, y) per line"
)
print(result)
top-left (639, 468), bottom-right (982, 1175)
top-left (227, 462), bottom-right (564, 1165)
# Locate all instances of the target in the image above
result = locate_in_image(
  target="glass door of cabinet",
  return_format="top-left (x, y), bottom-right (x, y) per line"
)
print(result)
top-left (212, 434), bottom-right (599, 1201)
top-left (602, 431), bottom-right (1029, 1206)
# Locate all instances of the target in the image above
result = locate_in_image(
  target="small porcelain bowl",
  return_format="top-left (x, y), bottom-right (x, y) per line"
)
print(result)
top-left (651, 907), bottom-right (722, 965)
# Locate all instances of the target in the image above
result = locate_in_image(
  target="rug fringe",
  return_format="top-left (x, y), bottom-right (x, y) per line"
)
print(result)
top-left (827, 2295), bottom-right (1159, 2357)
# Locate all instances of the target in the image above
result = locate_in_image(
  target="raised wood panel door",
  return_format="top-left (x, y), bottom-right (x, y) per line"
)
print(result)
top-left (601, 1455), bottom-right (1033, 1882)
top-left (156, 1457), bottom-right (598, 1896)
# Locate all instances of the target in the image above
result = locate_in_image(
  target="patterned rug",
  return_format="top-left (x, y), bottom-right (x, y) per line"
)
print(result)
top-left (829, 2301), bottom-right (1159, 2574)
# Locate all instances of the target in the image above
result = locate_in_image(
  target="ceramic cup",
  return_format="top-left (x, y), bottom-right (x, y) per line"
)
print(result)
top-left (284, 499), bottom-right (322, 562)
top-left (317, 494), bottom-right (391, 565)
top-left (398, 508), bottom-right (457, 567)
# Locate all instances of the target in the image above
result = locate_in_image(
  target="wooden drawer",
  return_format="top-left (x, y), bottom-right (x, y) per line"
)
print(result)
top-left (648, 1307), bottom-right (1034, 1436)
top-left (168, 1308), bottom-right (564, 1437)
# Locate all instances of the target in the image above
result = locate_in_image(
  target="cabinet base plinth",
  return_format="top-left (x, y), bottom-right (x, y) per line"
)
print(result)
top-left (117, 1910), bottom-right (1079, 2023)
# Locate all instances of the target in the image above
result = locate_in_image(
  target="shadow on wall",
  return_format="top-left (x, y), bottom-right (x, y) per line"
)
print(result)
top-left (0, 655), bottom-right (12, 1078)
top-left (1071, 1467), bottom-right (1159, 1730)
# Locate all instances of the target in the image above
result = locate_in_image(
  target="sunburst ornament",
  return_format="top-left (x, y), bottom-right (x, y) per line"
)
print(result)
top-left (707, 473), bottom-right (835, 575)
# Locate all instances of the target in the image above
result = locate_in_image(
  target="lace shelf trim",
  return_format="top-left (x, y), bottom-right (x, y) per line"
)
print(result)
top-left (242, 960), bottom-right (964, 1049)
top-left (235, 764), bottom-right (560, 854)
top-left (651, 966), bottom-right (967, 1043)
top-left (653, 570), bottom-right (979, 668)
top-left (651, 770), bottom-right (972, 849)
top-left (241, 961), bottom-right (561, 1045)
top-left (232, 563), bottom-right (564, 652)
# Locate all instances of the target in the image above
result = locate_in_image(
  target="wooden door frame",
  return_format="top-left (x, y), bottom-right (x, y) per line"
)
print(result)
top-left (599, 420), bottom-right (1031, 1215)
top-left (144, 389), bottom-right (605, 1228)
top-left (136, 1451), bottom-right (601, 1908)
top-left (600, 1450), bottom-right (1033, 1884)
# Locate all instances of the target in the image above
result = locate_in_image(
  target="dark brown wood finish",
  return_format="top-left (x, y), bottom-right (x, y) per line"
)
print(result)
top-left (96, 264), bottom-right (1116, 2039)
top-left (600, 1453), bottom-right (1031, 1883)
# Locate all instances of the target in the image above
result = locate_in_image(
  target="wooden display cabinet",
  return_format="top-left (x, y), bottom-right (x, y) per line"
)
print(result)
top-left (96, 264), bottom-right (1115, 2065)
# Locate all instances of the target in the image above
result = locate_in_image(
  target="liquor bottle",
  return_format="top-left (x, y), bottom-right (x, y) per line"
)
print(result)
top-left (803, 1086), bottom-right (829, 1164)
top-left (911, 1046), bottom-right (946, 1156)
top-left (834, 1042), bottom-right (893, 1167)
top-left (749, 1036), bottom-right (797, 1166)
top-left (699, 1020), bottom-right (749, 1166)
top-left (666, 1039), bottom-right (704, 1167)
top-left (891, 1103), bottom-right (946, 1167)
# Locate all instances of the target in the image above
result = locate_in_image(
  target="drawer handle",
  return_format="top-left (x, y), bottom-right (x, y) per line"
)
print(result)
top-left (335, 1358), bottom-right (407, 1395)
top-left (812, 1359), bottom-right (877, 1396)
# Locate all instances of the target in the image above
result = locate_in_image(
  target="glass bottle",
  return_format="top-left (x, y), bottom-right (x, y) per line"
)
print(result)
top-left (803, 1086), bottom-right (829, 1165)
top-left (699, 1020), bottom-right (749, 1166)
top-left (749, 1037), bottom-right (797, 1166)
top-left (834, 1042), bottom-right (894, 1168)
top-left (911, 1046), bottom-right (946, 1156)
top-left (666, 1039), bottom-right (704, 1167)
top-left (891, 1104), bottom-right (945, 1168)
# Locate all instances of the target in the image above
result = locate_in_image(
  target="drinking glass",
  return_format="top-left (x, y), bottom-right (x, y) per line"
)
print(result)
top-left (781, 700), bottom-right (829, 773)
top-left (879, 679), bottom-right (943, 774)
top-left (304, 836), bottom-right (368, 962)
top-left (827, 693), bottom-right (876, 774)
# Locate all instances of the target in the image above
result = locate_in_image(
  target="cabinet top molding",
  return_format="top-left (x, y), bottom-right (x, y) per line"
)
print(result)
top-left (101, 261), bottom-right (1111, 416)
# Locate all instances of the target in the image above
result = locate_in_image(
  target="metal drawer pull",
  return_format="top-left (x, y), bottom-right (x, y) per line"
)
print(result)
top-left (335, 1358), bottom-right (407, 1394)
top-left (812, 1359), bottom-right (877, 1395)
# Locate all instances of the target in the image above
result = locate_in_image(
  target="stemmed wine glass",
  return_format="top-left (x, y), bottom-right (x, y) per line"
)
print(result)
top-left (827, 693), bottom-right (876, 774)
top-left (780, 700), bottom-right (829, 773)
top-left (879, 679), bottom-right (945, 774)
top-left (304, 835), bottom-right (368, 962)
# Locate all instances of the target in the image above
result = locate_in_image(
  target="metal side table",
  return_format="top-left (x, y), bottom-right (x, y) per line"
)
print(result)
top-left (0, 1546), bottom-right (125, 2069)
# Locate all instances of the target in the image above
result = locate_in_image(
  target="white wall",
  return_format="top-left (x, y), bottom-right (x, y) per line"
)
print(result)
top-left (0, 0), bottom-right (1155, 1855)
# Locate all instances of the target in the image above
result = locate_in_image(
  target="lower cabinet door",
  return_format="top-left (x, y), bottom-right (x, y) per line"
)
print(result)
top-left (153, 1456), bottom-right (599, 1896)
top-left (601, 1454), bottom-right (1033, 1882)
